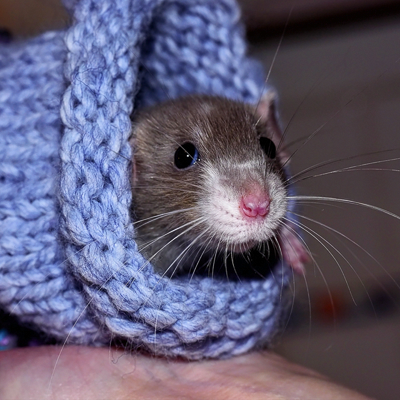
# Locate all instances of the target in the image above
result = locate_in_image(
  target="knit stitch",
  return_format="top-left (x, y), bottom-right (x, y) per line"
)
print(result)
top-left (0, 0), bottom-right (292, 358)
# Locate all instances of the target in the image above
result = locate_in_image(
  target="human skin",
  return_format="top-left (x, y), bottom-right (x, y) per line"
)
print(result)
top-left (0, 346), bottom-right (372, 400)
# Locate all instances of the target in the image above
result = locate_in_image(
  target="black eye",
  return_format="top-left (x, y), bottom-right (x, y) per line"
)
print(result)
top-left (260, 137), bottom-right (276, 159)
top-left (174, 142), bottom-right (200, 169)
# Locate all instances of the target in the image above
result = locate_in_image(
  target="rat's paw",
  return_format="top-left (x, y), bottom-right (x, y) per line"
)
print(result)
top-left (278, 225), bottom-right (310, 275)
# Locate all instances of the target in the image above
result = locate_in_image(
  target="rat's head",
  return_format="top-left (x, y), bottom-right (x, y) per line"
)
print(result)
top-left (130, 95), bottom-right (289, 275)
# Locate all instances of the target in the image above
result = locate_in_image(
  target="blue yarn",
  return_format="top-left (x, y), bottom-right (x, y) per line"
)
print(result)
top-left (0, 0), bottom-right (292, 358)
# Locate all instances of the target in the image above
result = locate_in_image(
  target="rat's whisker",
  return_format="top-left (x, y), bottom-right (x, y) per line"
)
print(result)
top-left (283, 55), bottom-right (400, 169)
top-left (289, 195), bottom-right (400, 222)
top-left (270, 234), bottom-right (288, 302)
top-left (133, 207), bottom-right (196, 229)
top-left (189, 232), bottom-right (217, 282)
top-left (223, 243), bottom-right (230, 282)
top-left (286, 149), bottom-right (400, 183)
top-left (158, 227), bottom-right (212, 281)
top-left (285, 217), bottom-right (354, 309)
top-left (282, 108), bottom-right (347, 169)
top-left (254, 5), bottom-right (293, 117)
top-left (227, 242), bottom-right (243, 282)
top-left (287, 154), bottom-right (400, 185)
top-left (137, 217), bottom-right (205, 253)
top-left (130, 217), bottom-right (207, 280)
top-left (295, 217), bottom-right (375, 307)
top-left (292, 211), bottom-right (400, 301)
top-left (209, 237), bottom-right (225, 280)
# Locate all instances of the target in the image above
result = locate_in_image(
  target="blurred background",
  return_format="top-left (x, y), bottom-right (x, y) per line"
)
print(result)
top-left (1, 0), bottom-right (400, 398)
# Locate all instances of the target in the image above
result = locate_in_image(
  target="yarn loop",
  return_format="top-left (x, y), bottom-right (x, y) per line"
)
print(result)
top-left (0, 0), bottom-right (291, 358)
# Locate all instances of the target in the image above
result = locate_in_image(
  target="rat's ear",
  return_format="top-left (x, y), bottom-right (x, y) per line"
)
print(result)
top-left (253, 90), bottom-right (290, 166)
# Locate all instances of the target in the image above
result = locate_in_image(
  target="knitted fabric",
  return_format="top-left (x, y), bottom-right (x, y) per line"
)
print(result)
top-left (0, 0), bottom-right (292, 359)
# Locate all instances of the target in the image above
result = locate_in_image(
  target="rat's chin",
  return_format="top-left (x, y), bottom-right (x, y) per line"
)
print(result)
top-left (230, 240), bottom-right (257, 253)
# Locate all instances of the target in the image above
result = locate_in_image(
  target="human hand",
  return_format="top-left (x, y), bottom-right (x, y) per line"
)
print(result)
top-left (0, 346), bottom-right (372, 400)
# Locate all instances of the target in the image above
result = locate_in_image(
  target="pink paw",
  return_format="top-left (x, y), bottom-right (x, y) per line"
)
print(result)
top-left (278, 225), bottom-right (310, 275)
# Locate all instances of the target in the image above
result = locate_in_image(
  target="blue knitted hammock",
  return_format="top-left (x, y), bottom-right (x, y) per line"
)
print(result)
top-left (0, 0), bottom-right (292, 359)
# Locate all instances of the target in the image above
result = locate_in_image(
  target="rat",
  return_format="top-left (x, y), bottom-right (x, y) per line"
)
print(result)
top-left (129, 93), bottom-right (309, 278)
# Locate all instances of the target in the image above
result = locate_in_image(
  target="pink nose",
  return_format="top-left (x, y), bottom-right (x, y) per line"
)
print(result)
top-left (240, 193), bottom-right (270, 218)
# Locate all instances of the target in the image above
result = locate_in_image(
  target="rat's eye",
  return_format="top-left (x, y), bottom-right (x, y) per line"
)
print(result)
top-left (260, 137), bottom-right (276, 159)
top-left (174, 142), bottom-right (200, 169)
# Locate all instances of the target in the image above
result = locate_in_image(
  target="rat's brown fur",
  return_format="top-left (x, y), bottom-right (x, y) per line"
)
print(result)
top-left (130, 95), bottom-right (289, 276)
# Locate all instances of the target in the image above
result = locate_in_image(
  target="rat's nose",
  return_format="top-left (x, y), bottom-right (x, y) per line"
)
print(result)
top-left (240, 193), bottom-right (270, 218)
